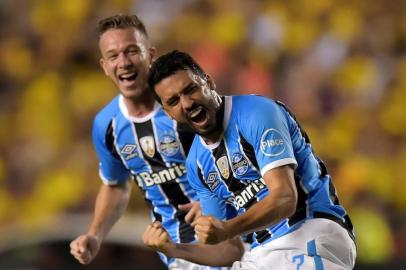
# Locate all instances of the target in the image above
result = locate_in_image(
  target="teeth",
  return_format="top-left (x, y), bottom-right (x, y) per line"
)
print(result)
top-left (119, 72), bottom-right (136, 79)
top-left (190, 107), bottom-right (202, 118)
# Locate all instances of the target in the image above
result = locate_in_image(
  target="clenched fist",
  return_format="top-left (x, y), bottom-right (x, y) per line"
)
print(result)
top-left (70, 234), bottom-right (101, 264)
top-left (142, 221), bottom-right (173, 253)
top-left (192, 216), bottom-right (229, 244)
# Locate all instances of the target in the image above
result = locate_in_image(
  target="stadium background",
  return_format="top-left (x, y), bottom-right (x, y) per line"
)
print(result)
top-left (0, 0), bottom-right (405, 269)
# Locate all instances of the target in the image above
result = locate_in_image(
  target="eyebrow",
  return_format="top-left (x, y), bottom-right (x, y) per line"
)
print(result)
top-left (104, 44), bottom-right (140, 55)
top-left (165, 82), bottom-right (195, 104)
top-left (182, 82), bottom-right (196, 92)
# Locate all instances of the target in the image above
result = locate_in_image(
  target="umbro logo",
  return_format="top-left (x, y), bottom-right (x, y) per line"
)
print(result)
top-left (120, 144), bottom-right (138, 160)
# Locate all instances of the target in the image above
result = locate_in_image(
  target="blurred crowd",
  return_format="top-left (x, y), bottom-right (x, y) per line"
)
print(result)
top-left (0, 0), bottom-right (405, 266)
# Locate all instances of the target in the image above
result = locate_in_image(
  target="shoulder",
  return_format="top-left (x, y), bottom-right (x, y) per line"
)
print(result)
top-left (231, 95), bottom-right (279, 113)
top-left (229, 95), bottom-right (283, 124)
top-left (93, 95), bottom-right (121, 132)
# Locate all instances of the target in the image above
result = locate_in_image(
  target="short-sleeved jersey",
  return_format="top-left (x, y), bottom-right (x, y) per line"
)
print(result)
top-left (93, 95), bottom-right (198, 254)
top-left (186, 95), bottom-right (354, 249)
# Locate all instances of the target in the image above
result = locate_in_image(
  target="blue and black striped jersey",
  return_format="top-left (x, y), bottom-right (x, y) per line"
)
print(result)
top-left (186, 95), bottom-right (354, 249)
top-left (92, 95), bottom-right (198, 251)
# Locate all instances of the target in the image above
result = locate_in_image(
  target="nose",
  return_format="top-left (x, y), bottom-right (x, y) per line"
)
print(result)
top-left (117, 52), bottom-right (131, 68)
top-left (180, 94), bottom-right (194, 110)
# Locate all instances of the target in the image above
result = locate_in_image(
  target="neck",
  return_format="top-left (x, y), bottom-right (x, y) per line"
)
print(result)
top-left (202, 129), bottom-right (223, 145)
top-left (123, 93), bottom-right (156, 118)
top-left (202, 95), bottom-right (225, 145)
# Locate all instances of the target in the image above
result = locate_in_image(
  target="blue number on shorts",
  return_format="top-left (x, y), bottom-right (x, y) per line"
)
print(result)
top-left (307, 240), bottom-right (324, 270)
top-left (292, 240), bottom-right (324, 270)
top-left (292, 254), bottom-right (304, 270)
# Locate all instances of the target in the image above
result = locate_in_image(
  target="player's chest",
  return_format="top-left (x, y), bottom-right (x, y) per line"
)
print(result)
top-left (114, 120), bottom-right (186, 169)
top-left (197, 137), bottom-right (260, 191)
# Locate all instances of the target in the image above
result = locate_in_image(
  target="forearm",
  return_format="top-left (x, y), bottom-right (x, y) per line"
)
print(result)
top-left (88, 181), bottom-right (131, 241)
top-left (225, 191), bottom-right (295, 238)
top-left (163, 238), bottom-right (243, 266)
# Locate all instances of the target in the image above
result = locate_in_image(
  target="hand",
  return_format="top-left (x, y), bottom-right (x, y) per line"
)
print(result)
top-left (70, 234), bottom-right (101, 264)
top-left (142, 221), bottom-right (173, 253)
top-left (192, 216), bottom-right (228, 244)
top-left (178, 201), bottom-right (202, 224)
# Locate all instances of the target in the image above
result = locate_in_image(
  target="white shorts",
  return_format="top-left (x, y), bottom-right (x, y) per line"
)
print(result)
top-left (231, 219), bottom-right (356, 270)
top-left (169, 258), bottom-right (230, 270)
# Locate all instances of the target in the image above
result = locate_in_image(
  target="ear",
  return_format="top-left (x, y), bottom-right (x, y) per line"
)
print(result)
top-left (204, 74), bottom-right (216, 90)
top-left (149, 46), bottom-right (157, 63)
top-left (99, 58), bottom-right (109, 76)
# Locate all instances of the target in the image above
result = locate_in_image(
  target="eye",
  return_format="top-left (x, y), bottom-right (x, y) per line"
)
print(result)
top-left (166, 97), bottom-right (179, 107)
top-left (126, 47), bottom-right (140, 55)
top-left (184, 84), bottom-right (198, 95)
top-left (106, 53), bottom-right (118, 61)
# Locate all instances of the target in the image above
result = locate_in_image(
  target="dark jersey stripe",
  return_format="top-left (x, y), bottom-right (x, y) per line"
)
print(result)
top-left (239, 132), bottom-right (260, 171)
top-left (288, 174), bottom-right (308, 226)
top-left (197, 165), bottom-right (211, 190)
top-left (105, 120), bottom-right (121, 160)
top-left (275, 101), bottom-right (311, 144)
top-left (134, 120), bottom-right (194, 243)
top-left (212, 140), bottom-right (247, 193)
top-left (176, 123), bottom-right (195, 156)
top-left (132, 174), bottom-right (162, 222)
top-left (213, 139), bottom-right (271, 242)
top-left (275, 101), bottom-right (353, 233)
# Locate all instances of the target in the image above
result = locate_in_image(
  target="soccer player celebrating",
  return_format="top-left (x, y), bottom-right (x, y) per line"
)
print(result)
top-left (69, 15), bottom-right (243, 269)
top-left (145, 50), bottom-right (357, 269)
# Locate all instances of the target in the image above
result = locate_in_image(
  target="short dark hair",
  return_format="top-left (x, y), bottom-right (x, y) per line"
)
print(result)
top-left (97, 14), bottom-right (148, 38)
top-left (148, 50), bottom-right (206, 104)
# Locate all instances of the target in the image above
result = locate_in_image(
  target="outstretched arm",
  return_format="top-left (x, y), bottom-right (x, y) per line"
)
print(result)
top-left (143, 222), bottom-right (244, 267)
top-left (70, 181), bottom-right (131, 264)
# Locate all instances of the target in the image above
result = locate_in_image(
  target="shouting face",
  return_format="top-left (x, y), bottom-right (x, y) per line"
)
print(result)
top-left (155, 69), bottom-right (222, 141)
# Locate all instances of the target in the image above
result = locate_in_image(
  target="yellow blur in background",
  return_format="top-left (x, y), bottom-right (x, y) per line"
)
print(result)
top-left (0, 0), bottom-right (405, 267)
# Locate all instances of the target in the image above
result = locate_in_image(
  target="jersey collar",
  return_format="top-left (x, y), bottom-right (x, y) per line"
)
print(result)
top-left (118, 94), bottom-right (161, 123)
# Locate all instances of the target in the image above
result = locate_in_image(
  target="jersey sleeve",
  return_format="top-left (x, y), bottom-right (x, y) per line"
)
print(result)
top-left (92, 116), bottom-right (130, 185)
top-left (185, 155), bottom-right (229, 220)
top-left (238, 96), bottom-right (297, 176)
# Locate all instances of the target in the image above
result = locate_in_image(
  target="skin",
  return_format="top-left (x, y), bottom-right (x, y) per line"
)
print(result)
top-left (70, 182), bottom-right (131, 264)
top-left (99, 27), bottom-right (156, 117)
top-left (156, 70), bottom-right (223, 144)
top-left (178, 201), bottom-right (202, 224)
top-left (154, 69), bottom-right (298, 245)
top-left (70, 26), bottom-right (158, 264)
top-left (143, 221), bottom-right (244, 266)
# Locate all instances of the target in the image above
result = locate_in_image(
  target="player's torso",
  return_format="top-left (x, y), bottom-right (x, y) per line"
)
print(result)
top-left (192, 95), bottom-right (354, 248)
top-left (195, 135), bottom-right (268, 214)
top-left (105, 98), bottom-right (197, 243)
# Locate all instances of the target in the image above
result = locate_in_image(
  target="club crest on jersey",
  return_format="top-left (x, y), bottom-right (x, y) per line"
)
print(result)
top-left (231, 153), bottom-right (249, 176)
top-left (216, 156), bottom-right (230, 179)
top-left (139, 136), bottom-right (155, 158)
top-left (206, 172), bottom-right (220, 191)
top-left (260, 128), bottom-right (286, 157)
top-left (159, 135), bottom-right (180, 157)
top-left (120, 144), bottom-right (138, 160)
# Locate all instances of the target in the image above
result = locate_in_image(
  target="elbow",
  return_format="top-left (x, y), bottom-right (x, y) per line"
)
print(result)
top-left (235, 240), bottom-right (245, 262)
top-left (281, 189), bottom-right (298, 220)
top-left (224, 238), bottom-right (245, 266)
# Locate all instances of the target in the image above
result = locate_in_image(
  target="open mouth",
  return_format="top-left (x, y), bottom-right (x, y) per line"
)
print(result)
top-left (188, 106), bottom-right (207, 125)
top-left (118, 71), bottom-right (138, 83)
